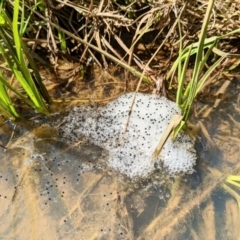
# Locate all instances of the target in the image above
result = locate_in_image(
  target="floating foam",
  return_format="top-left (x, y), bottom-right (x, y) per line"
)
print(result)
top-left (59, 93), bottom-right (196, 178)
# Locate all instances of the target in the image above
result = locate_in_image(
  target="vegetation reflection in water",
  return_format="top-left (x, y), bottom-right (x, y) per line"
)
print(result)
top-left (0, 82), bottom-right (239, 240)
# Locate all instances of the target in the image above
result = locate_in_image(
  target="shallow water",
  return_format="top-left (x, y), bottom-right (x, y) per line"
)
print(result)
top-left (0, 82), bottom-right (239, 240)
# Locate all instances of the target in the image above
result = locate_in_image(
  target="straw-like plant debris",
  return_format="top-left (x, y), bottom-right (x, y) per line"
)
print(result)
top-left (1, 0), bottom-right (240, 107)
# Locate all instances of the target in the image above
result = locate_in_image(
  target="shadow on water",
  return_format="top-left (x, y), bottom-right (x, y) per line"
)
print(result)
top-left (0, 80), bottom-right (239, 240)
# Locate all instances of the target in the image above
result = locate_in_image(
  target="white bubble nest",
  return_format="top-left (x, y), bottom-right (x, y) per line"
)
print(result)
top-left (59, 93), bottom-right (196, 179)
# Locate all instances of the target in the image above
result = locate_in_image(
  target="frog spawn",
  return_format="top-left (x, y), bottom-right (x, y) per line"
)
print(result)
top-left (59, 93), bottom-right (197, 179)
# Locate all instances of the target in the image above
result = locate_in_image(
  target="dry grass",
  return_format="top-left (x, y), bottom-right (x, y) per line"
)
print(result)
top-left (3, 0), bottom-right (240, 101)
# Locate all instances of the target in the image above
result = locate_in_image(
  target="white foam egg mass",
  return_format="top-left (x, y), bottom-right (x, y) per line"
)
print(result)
top-left (59, 93), bottom-right (196, 178)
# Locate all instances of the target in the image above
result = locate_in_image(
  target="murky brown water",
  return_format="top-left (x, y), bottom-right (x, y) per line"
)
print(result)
top-left (0, 79), bottom-right (239, 240)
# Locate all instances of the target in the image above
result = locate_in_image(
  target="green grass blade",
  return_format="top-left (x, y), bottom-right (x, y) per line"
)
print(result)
top-left (167, 41), bottom-right (215, 81)
top-left (221, 28), bottom-right (240, 38)
top-left (182, 42), bottom-right (216, 99)
top-left (0, 14), bottom-right (6, 25)
top-left (0, 74), bottom-right (19, 118)
top-left (0, 31), bottom-right (45, 109)
top-left (12, 0), bottom-right (22, 61)
top-left (182, 65), bottom-right (201, 120)
top-left (181, 0), bottom-right (215, 121)
top-left (222, 184), bottom-right (240, 210)
top-left (198, 41), bottom-right (218, 73)
top-left (0, 9), bottom-right (50, 115)
top-left (177, 18), bottom-right (183, 84)
top-left (0, 100), bottom-right (17, 119)
top-left (196, 56), bottom-right (226, 94)
top-left (19, 0), bottom-right (25, 36)
top-left (12, 67), bottom-right (41, 108)
top-left (227, 175), bottom-right (240, 182)
top-left (58, 30), bottom-right (67, 53)
top-left (194, 0), bottom-right (215, 64)
top-left (19, 1), bottom-right (41, 36)
top-left (226, 179), bottom-right (240, 189)
top-left (176, 44), bottom-right (193, 106)
top-left (0, 29), bottom-right (20, 66)
top-left (12, 3), bottom-right (49, 112)
top-left (0, 74), bottom-right (35, 107)
top-left (21, 43), bottom-right (51, 104)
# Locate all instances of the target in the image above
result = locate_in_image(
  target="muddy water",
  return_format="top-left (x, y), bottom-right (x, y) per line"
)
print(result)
top-left (0, 82), bottom-right (239, 240)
